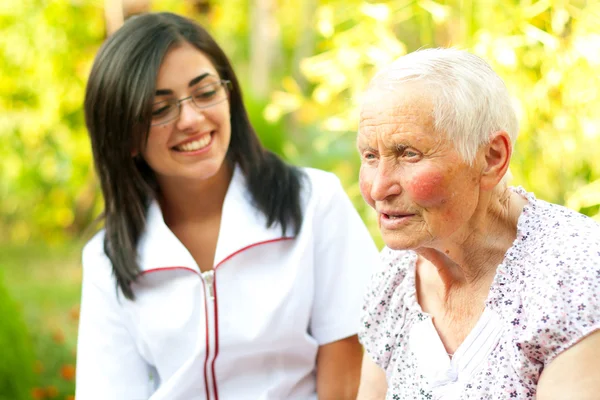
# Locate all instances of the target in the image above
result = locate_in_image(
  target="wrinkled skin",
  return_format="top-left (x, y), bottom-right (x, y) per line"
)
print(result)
top-left (357, 85), bottom-right (483, 252)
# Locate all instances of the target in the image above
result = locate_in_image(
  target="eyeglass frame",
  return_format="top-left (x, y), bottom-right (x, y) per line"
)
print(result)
top-left (150, 79), bottom-right (232, 126)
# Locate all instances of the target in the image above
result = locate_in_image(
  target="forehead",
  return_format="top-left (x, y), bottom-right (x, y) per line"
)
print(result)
top-left (155, 42), bottom-right (219, 88)
top-left (358, 85), bottom-right (437, 140)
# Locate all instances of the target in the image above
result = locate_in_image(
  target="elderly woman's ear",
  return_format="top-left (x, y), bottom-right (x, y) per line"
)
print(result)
top-left (479, 130), bottom-right (512, 191)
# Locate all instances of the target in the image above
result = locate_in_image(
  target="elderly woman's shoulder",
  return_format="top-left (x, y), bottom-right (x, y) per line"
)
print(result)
top-left (507, 196), bottom-right (600, 365)
top-left (369, 247), bottom-right (416, 285)
top-left (380, 246), bottom-right (416, 266)
top-left (518, 188), bottom-right (600, 251)
top-left (524, 196), bottom-right (600, 272)
top-left (493, 191), bottom-right (600, 363)
top-left (511, 190), bottom-right (600, 302)
top-left (502, 190), bottom-right (599, 305)
top-left (359, 247), bottom-right (417, 370)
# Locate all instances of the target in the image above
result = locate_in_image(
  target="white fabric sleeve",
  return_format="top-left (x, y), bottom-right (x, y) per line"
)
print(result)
top-left (309, 174), bottom-right (380, 345)
top-left (76, 241), bottom-right (152, 400)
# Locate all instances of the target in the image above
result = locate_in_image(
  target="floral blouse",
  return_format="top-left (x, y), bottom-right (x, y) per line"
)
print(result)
top-left (359, 187), bottom-right (600, 399)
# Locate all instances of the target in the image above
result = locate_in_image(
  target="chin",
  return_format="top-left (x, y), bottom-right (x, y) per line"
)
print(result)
top-left (382, 234), bottom-right (422, 251)
top-left (193, 155), bottom-right (228, 175)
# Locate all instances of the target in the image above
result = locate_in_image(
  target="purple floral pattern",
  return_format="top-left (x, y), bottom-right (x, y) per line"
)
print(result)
top-left (359, 187), bottom-right (600, 399)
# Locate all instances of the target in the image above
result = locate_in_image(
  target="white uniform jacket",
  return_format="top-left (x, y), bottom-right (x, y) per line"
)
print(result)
top-left (76, 167), bottom-right (379, 400)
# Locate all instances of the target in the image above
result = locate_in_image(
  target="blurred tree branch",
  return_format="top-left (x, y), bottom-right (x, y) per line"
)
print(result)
top-left (104, 0), bottom-right (151, 36)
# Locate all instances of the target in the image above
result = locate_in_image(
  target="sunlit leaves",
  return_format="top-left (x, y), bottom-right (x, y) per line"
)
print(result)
top-left (0, 0), bottom-right (104, 242)
top-left (1, 0), bottom-right (598, 244)
top-left (567, 180), bottom-right (600, 221)
top-left (268, 0), bottom-right (600, 236)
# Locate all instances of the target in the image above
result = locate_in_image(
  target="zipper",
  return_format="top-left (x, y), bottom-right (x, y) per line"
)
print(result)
top-left (197, 237), bottom-right (294, 400)
top-left (202, 270), bottom-right (215, 301)
top-left (210, 272), bottom-right (220, 400)
top-left (201, 269), bottom-right (216, 400)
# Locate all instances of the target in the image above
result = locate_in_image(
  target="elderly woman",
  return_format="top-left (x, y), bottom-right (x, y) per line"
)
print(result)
top-left (356, 48), bottom-right (600, 399)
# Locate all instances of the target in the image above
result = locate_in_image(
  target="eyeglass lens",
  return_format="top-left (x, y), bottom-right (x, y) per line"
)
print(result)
top-left (151, 80), bottom-right (229, 126)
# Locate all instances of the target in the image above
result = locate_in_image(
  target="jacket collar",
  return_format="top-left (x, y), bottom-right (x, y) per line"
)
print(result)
top-left (137, 165), bottom-right (290, 273)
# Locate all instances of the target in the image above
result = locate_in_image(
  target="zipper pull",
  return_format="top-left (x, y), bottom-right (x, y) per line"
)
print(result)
top-left (201, 270), bottom-right (215, 301)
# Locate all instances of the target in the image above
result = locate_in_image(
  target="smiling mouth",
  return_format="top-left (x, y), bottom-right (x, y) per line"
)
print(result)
top-left (173, 133), bottom-right (212, 152)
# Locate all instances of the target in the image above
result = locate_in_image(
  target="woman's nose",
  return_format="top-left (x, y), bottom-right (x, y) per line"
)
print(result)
top-left (176, 99), bottom-right (206, 131)
top-left (370, 161), bottom-right (402, 201)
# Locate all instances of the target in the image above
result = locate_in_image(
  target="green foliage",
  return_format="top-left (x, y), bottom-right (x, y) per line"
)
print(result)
top-left (470, 0), bottom-right (600, 218)
top-left (0, 243), bottom-right (81, 400)
top-left (0, 272), bottom-right (35, 400)
top-left (0, 0), bottom-right (598, 245)
top-left (0, 1), bottom-right (597, 397)
top-left (244, 91), bottom-right (288, 156)
top-left (0, 0), bottom-right (104, 244)
top-left (28, 327), bottom-right (77, 400)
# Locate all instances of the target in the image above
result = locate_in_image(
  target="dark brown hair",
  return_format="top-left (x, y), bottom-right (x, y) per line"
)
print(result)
top-left (85, 12), bottom-right (304, 299)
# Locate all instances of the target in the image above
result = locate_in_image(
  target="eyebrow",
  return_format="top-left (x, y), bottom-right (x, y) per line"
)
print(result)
top-left (357, 142), bottom-right (378, 153)
top-left (155, 73), bottom-right (212, 96)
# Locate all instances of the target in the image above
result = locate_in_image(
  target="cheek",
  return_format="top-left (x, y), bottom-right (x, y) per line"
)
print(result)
top-left (142, 128), bottom-right (169, 159)
top-left (359, 166), bottom-right (375, 208)
top-left (405, 169), bottom-right (447, 207)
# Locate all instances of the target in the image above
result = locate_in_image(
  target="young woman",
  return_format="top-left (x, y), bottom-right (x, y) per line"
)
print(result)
top-left (76, 11), bottom-right (379, 400)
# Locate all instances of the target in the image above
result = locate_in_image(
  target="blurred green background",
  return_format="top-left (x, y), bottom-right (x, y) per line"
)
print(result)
top-left (1, 0), bottom-right (599, 398)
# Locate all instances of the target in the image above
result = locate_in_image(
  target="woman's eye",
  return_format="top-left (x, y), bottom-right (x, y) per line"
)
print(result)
top-left (194, 90), bottom-right (217, 99)
top-left (363, 153), bottom-right (376, 160)
top-left (152, 104), bottom-right (172, 117)
top-left (404, 150), bottom-right (418, 157)
top-left (193, 84), bottom-right (219, 100)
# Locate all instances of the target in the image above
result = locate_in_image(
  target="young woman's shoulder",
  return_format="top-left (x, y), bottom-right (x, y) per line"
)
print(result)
top-left (300, 166), bottom-right (340, 188)
top-left (81, 230), bottom-right (115, 285)
top-left (298, 167), bottom-right (347, 205)
top-left (300, 166), bottom-right (338, 180)
top-left (82, 230), bottom-right (105, 262)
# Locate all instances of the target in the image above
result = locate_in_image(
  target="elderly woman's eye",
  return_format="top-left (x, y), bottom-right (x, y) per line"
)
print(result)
top-left (363, 152), bottom-right (376, 160)
top-left (404, 149), bottom-right (419, 158)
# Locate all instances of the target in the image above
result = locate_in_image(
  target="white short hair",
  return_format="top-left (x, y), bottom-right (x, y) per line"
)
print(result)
top-left (369, 48), bottom-right (519, 169)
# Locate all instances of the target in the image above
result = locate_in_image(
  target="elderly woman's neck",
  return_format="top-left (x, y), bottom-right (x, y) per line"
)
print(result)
top-left (417, 187), bottom-right (527, 291)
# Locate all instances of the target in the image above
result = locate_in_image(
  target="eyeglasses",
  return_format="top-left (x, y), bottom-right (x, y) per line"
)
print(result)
top-left (150, 79), bottom-right (232, 126)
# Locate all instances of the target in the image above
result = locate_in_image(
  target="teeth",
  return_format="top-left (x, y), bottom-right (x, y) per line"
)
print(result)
top-left (386, 214), bottom-right (405, 219)
top-left (176, 135), bottom-right (211, 152)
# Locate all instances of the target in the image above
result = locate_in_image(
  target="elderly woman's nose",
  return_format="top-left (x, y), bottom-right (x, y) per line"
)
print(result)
top-left (370, 163), bottom-right (402, 201)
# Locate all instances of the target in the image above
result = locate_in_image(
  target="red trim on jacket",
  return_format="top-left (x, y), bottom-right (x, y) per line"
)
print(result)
top-left (208, 237), bottom-right (294, 400)
top-left (211, 273), bottom-right (220, 400)
top-left (137, 237), bottom-right (296, 400)
top-left (200, 277), bottom-right (212, 400)
top-left (140, 266), bottom-right (199, 276)
top-left (214, 237), bottom-right (294, 269)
